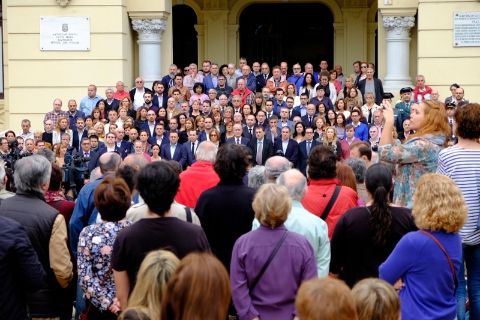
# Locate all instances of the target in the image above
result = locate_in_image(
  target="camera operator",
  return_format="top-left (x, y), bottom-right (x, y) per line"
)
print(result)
top-left (0, 159), bottom-right (14, 200)
top-left (0, 138), bottom-right (8, 155)
top-left (73, 137), bottom-right (99, 178)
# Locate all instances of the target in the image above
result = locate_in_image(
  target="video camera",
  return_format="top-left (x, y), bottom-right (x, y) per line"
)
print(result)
top-left (1, 140), bottom-right (33, 171)
top-left (61, 152), bottom-right (90, 199)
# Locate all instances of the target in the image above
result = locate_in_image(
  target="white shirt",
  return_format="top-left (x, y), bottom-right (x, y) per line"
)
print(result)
top-left (133, 88), bottom-right (146, 111)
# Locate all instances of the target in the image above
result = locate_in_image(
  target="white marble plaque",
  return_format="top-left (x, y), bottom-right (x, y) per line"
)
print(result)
top-left (40, 16), bottom-right (90, 51)
top-left (454, 12), bottom-right (480, 47)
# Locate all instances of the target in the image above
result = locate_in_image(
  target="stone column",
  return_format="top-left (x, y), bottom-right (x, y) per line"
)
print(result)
top-left (382, 16), bottom-right (415, 92)
top-left (131, 19), bottom-right (167, 89)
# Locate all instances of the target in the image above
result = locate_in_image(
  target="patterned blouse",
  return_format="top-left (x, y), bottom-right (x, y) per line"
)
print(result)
top-left (78, 221), bottom-right (132, 311)
top-left (378, 134), bottom-right (445, 209)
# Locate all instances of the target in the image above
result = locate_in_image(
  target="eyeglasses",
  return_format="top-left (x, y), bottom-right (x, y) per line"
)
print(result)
top-left (136, 81), bottom-right (143, 83)
top-left (184, 69), bottom-right (189, 72)
top-left (361, 66), bottom-right (367, 68)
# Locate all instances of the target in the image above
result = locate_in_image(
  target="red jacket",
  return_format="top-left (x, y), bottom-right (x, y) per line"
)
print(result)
top-left (413, 85), bottom-right (433, 102)
top-left (302, 178), bottom-right (358, 239)
top-left (175, 161), bottom-right (220, 208)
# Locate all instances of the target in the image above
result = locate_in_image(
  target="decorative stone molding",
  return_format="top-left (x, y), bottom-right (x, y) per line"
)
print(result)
top-left (382, 16), bottom-right (415, 37)
top-left (131, 19), bottom-right (167, 41)
top-left (56, 0), bottom-right (70, 6)
top-left (344, 0), bottom-right (367, 7)
top-left (204, 0), bottom-right (227, 10)
top-left (350, 9), bottom-right (361, 19)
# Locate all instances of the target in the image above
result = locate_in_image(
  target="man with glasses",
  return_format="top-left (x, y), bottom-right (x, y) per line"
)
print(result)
top-left (99, 132), bottom-right (125, 159)
top-left (44, 98), bottom-right (69, 131)
top-left (454, 87), bottom-right (469, 106)
top-left (74, 137), bottom-right (100, 174)
top-left (203, 62), bottom-right (220, 92)
top-left (80, 84), bottom-right (103, 116)
top-left (256, 63), bottom-right (271, 92)
top-left (0, 138), bottom-right (8, 155)
top-left (166, 97), bottom-right (182, 120)
top-left (129, 77), bottom-right (152, 111)
top-left (214, 75), bottom-right (233, 97)
top-left (168, 117), bottom-right (188, 144)
top-left (103, 87), bottom-right (120, 114)
top-left (67, 99), bottom-right (85, 130)
top-left (350, 109), bottom-right (368, 141)
top-left (287, 63), bottom-right (304, 93)
top-left (444, 83), bottom-right (460, 105)
top-left (183, 63), bottom-right (204, 95)
top-left (296, 127), bottom-right (320, 176)
top-left (168, 73), bottom-right (191, 102)
top-left (183, 65), bottom-right (190, 76)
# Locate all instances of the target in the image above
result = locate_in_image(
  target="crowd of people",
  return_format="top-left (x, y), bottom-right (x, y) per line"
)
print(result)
top-left (0, 57), bottom-right (478, 320)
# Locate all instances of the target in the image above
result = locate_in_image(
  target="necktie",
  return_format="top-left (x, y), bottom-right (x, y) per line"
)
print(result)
top-left (449, 119), bottom-right (453, 126)
top-left (191, 142), bottom-right (195, 155)
top-left (236, 139), bottom-right (240, 145)
top-left (169, 79), bottom-right (174, 88)
top-left (257, 141), bottom-right (263, 165)
top-left (249, 128), bottom-right (252, 137)
top-left (264, 74), bottom-right (267, 81)
top-left (267, 113), bottom-right (271, 119)
top-left (307, 141), bottom-right (311, 155)
top-left (309, 116), bottom-right (313, 127)
top-left (84, 153), bottom-right (89, 167)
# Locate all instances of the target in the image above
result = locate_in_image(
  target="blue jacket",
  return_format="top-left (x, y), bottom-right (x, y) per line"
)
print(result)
top-left (68, 110), bottom-right (86, 130)
top-left (287, 74), bottom-right (304, 93)
top-left (160, 143), bottom-right (187, 166)
top-left (353, 122), bottom-right (369, 141)
top-left (296, 139), bottom-right (320, 176)
top-left (273, 100), bottom-right (287, 114)
top-left (274, 138), bottom-right (299, 163)
top-left (69, 174), bottom-right (110, 257)
top-left (203, 74), bottom-right (220, 92)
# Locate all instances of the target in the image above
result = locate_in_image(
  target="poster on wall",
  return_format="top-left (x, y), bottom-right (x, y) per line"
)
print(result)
top-left (453, 12), bottom-right (480, 47)
top-left (40, 16), bottom-right (90, 51)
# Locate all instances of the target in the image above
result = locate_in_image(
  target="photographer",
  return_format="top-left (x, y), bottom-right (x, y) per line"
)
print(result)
top-left (0, 138), bottom-right (8, 155)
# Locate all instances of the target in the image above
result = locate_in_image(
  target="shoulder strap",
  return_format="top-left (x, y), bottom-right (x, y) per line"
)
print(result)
top-left (320, 186), bottom-right (341, 221)
top-left (184, 207), bottom-right (192, 223)
top-left (100, 267), bottom-right (113, 286)
top-left (249, 230), bottom-right (289, 293)
top-left (418, 230), bottom-right (458, 290)
top-left (53, 200), bottom-right (63, 210)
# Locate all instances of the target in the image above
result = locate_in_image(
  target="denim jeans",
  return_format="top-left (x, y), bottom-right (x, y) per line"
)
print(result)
top-left (75, 282), bottom-right (86, 320)
top-left (457, 243), bottom-right (480, 320)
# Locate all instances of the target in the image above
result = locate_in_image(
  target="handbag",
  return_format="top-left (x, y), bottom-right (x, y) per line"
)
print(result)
top-left (249, 230), bottom-right (289, 293)
top-left (78, 267), bottom-right (113, 320)
top-left (418, 230), bottom-right (458, 293)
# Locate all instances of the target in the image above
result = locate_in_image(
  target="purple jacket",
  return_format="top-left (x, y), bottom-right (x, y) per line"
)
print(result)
top-left (230, 225), bottom-right (317, 320)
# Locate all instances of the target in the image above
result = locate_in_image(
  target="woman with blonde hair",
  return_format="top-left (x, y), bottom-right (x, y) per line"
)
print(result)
top-left (323, 126), bottom-right (342, 160)
top-left (52, 117), bottom-right (73, 145)
top-left (351, 278), bottom-right (400, 320)
top-left (335, 98), bottom-right (350, 119)
top-left (378, 100), bottom-right (450, 208)
top-left (161, 253), bottom-right (231, 320)
top-left (345, 87), bottom-right (363, 111)
top-left (380, 173), bottom-right (467, 320)
top-left (296, 277), bottom-right (358, 320)
top-left (284, 82), bottom-right (300, 106)
top-left (94, 121), bottom-right (106, 142)
top-left (120, 96), bottom-right (136, 118)
top-left (117, 106), bottom-right (129, 126)
top-left (230, 184), bottom-right (317, 320)
top-left (362, 92), bottom-right (380, 124)
top-left (119, 250), bottom-right (179, 320)
top-left (54, 143), bottom-right (68, 167)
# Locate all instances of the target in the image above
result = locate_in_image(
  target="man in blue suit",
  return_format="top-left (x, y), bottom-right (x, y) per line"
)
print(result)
top-left (114, 127), bottom-right (132, 158)
top-left (104, 88), bottom-right (120, 114)
top-left (140, 110), bottom-right (158, 138)
top-left (274, 127), bottom-right (299, 165)
top-left (183, 129), bottom-right (200, 167)
top-left (72, 117), bottom-right (88, 152)
top-left (148, 123), bottom-right (169, 147)
top-left (226, 124), bottom-right (250, 145)
top-left (236, 65), bottom-right (257, 92)
top-left (301, 104), bottom-right (318, 129)
top-left (152, 81), bottom-right (169, 109)
top-left (203, 63), bottom-right (220, 92)
top-left (74, 137), bottom-right (100, 175)
top-left (98, 132), bottom-right (125, 158)
top-left (296, 127), bottom-right (320, 176)
top-left (160, 131), bottom-right (187, 167)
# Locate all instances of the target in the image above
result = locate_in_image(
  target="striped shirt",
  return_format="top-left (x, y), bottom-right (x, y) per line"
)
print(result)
top-left (437, 146), bottom-right (480, 245)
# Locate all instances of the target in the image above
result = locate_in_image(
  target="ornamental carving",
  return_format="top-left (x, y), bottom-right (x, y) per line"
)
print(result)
top-left (131, 19), bottom-right (167, 39)
top-left (204, 0), bottom-right (227, 9)
top-left (344, 0), bottom-right (367, 7)
top-left (56, 0), bottom-right (70, 6)
top-left (383, 16), bottom-right (415, 37)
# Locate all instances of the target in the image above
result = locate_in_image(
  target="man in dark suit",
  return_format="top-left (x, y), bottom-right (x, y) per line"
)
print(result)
top-left (255, 63), bottom-right (271, 92)
top-left (140, 110), bottom-right (158, 138)
top-left (167, 117), bottom-right (188, 144)
top-left (98, 132), bottom-right (125, 158)
top-left (242, 115), bottom-right (256, 140)
top-left (129, 77), bottom-right (152, 110)
top-left (296, 127), bottom-right (319, 176)
top-left (357, 68), bottom-right (384, 105)
top-left (247, 125), bottom-right (274, 166)
top-left (274, 127), bottom-right (299, 165)
top-left (152, 81), bottom-right (169, 109)
top-left (286, 96), bottom-right (301, 120)
top-left (74, 137), bottom-right (100, 175)
top-left (203, 63), bottom-right (220, 92)
top-left (72, 117), bottom-right (88, 151)
top-left (226, 124), bottom-right (250, 146)
top-left (114, 127), bottom-right (132, 158)
top-left (264, 99), bottom-right (280, 121)
top-left (255, 110), bottom-right (268, 129)
top-left (265, 116), bottom-right (280, 143)
top-left (104, 88), bottom-right (120, 114)
top-left (301, 104), bottom-right (318, 129)
top-left (148, 123), bottom-right (169, 147)
top-left (184, 129), bottom-right (200, 167)
top-left (160, 131), bottom-right (187, 167)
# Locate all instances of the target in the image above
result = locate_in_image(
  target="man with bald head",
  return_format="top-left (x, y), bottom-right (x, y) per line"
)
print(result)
top-left (129, 77), bottom-right (152, 111)
top-left (80, 84), bottom-right (103, 116)
top-left (264, 156), bottom-right (291, 183)
top-left (253, 169), bottom-right (330, 276)
top-left (226, 124), bottom-right (250, 145)
top-left (114, 81), bottom-right (130, 100)
top-left (43, 98), bottom-right (69, 131)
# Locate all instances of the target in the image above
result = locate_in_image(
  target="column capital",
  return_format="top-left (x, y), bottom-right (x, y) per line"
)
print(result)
top-left (383, 16), bottom-right (415, 37)
top-left (131, 19), bottom-right (167, 41)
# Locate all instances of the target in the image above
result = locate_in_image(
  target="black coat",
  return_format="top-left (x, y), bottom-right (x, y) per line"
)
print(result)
top-left (357, 78), bottom-right (385, 106)
top-left (195, 180), bottom-right (256, 272)
top-left (247, 137), bottom-right (275, 166)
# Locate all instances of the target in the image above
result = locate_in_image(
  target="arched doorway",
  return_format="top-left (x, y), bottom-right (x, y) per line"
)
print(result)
top-left (172, 5), bottom-right (198, 70)
top-left (239, 3), bottom-right (334, 68)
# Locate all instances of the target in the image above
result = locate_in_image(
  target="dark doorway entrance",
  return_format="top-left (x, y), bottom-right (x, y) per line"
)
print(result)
top-left (239, 3), bottom-right (334, 69)
top-left (172, 5), bottom-right (198, 70)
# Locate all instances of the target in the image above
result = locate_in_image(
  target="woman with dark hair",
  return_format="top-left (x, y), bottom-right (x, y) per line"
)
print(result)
top-left (299, 73), bottom-right (317, 100)
top-left (330, 163), bottom-right (417, 288)
top-left (134, 107), bottom-right (148, 130)
top-left (189, 83), bottom-right (208, 106)
top-left (293, 122), bottom-right (306, 143)
top-left (253, 92), bottom-right (265, 114)
top-left (219, 64), bottom-right (229, 77)
top-left (437, 103), bottom-right (480, 319)
top-left (77, 177), bottom-right (133, 319)
top-left (327, 109), bottom-right (337, 127)
top-left (95, 100), bottom-right (107, 119)
top-left (336, 113), bottom-right (346, 140)
top-left (230, 184), bottom-right (317, 320)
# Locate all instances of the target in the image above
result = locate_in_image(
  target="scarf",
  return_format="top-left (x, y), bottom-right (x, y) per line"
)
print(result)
top-left (413, 86), bottom-right (433, 102)
top-left (45, 190), bottom-right (66, 203)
